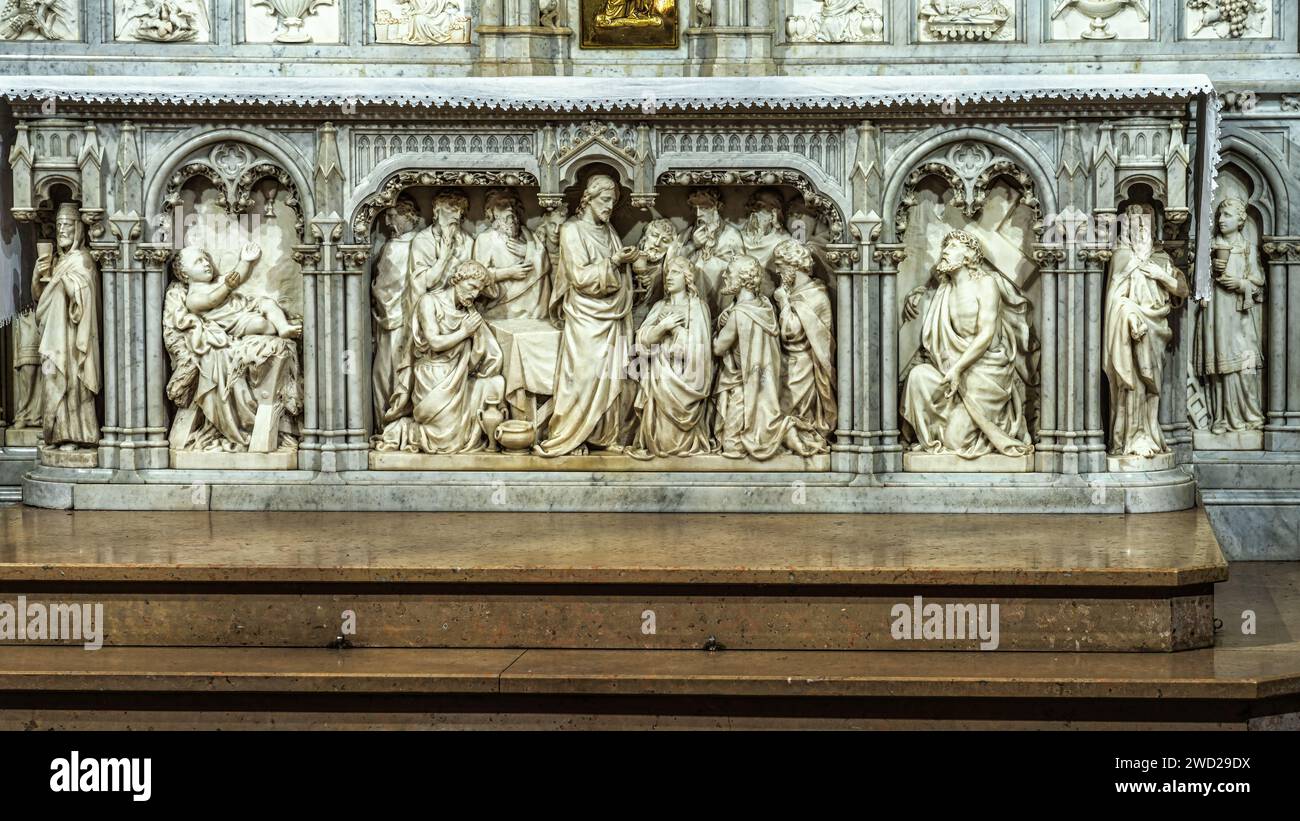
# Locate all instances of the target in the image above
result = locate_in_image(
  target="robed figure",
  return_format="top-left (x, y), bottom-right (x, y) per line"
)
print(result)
top-left (371, 196), bottom-right (424, 425)
top-left (36, 203), bottom-right (100, 449)
top-left (773, 239), bottom-right (836, 450)
top-left (1103, 203), bottom-right (1188, 458)
top-left (374, 262), bottom-right (505, 454)
top-left (535, 175), bottom-right (639, 456)
top-left (1194, 197), bottom-right (1265, 434)
top-left (900, 230), bottom-right (1036, 459)
top-left (473, 188), bottom-right (551, 321)
top-left (713, 255), bottom-right (819, 459)
top-left (631, 256), bottom-right (714, 458)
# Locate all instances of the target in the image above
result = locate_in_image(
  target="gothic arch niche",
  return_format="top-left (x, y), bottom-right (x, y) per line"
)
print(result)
top-left (1188, 161), bottom-right (1271, 447)
top-left (894, 150), bottom-right (1044, 383)
top-left (157, 147), bottom-right (308, 467)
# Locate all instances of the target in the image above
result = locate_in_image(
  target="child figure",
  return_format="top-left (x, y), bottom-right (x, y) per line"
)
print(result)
top-left (172, 242), bottom-right (301, 339)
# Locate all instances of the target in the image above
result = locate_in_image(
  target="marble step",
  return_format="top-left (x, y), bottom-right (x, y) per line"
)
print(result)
top-left (1, 644), bottom-right (1298, 730)
top-left (0, 507), bottom-right (1228, 652)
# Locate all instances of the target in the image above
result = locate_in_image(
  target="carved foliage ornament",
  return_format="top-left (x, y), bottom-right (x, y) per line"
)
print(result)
top-left (657, 169), bottom-right (846, 241)
top-left (894, 142), bottom-right (1042, 238)
top-left (162, 154), bottom-right (307, 241)
top-left (351, 169), bottom-right (539, 239)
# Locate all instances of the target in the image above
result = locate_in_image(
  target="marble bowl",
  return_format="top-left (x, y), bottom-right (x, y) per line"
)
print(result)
top-left (496, 420), bottom-right (536, 453)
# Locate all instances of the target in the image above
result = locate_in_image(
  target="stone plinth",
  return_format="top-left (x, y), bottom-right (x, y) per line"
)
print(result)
top-left (903, 452), bottom-right (1036, 473)
top-left (1107, 452), bottom-right (1177, 473)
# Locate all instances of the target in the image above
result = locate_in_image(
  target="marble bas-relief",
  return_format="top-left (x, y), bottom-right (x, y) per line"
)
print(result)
top-left (0, 0), bottom-right (76, 40)
top-left (367, 177), bottom-right (838, 467)
top-left (164, 241), bottom-right (303, 462)
top-left (900, 229), bottom-right (1036, 469)
top-left (36, 203), bottom-right (100, 461)
top-left (373, 261), bottom-right (506, 454)
top-left (116, 0), bottom-right (210, 42)
top-left (1185, 0), bottom-right (1271, 39)
top-left (917, 0), bottom-right (1014, 42)
top-left (786, 0), bottom-right (886, 43)
top-left (1104, 203), bottom-right (1189, 469)
top-left (374, 0), bottom-right (470, 45)
top-left (246, 0), bottom-right (338, 44)
top-left (1050, 0), bottom-right (1149, 40)
top-left (1193, 197), bottom-right (1265, 447)
top-left (8, 308), bottom-right (42, 439)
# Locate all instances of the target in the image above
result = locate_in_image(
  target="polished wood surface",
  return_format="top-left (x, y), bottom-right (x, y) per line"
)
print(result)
top-left (0, 507), bottom-right (1226, 586)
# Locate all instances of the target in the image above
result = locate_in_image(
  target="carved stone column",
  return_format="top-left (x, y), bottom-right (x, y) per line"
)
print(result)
top-left (1031, 245), bottom-right (1064, 472)
top-left (477, 0), bottom-right (573, 76)
top-left (133, 241), bottom-right (172, 467)
top-left (872, 243), bottom-right (905, 473)
top-left (1262, 239), bottom-right (1300, 450)
top-left (826, 239), bottom-right (862, 474)
top-left (1061, 246), bottom-right (1108, 474)
top-left (320, 227), bottom-right (367, 473)
top-left (686, 0), bottom-right (776, 76)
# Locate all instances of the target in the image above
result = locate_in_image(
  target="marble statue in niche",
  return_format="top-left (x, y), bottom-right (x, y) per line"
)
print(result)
top-left (900, 229), bottom-right (1036, 463)
top-left (373, 261), bottom-right (506, 454)
top-left (1185, 0), bottom-right (1271, 39)
top-left (164, 242), bottom-right (303, 455)
top-left (786, 0), bottom-right (885, 43)
top-left (473, 188), bottom-right (551, 321)
top-left (630, 256), bottom-right (714, 458)
top-left (374, 0), bottom-right (470, 45)
top-left (36, 203), bottom-right (100, 453)
top-left (116, 0), bottom-right (210, 42)
top-left (713, 255), bottom-right (823, 459)
top-left (0, 0), bottom-right (75, 39)
top-left (371, 195), bottom-right (425, 427)
top-left (740, 188), bottom-right (793, 293)
top-left (682, 186), bottom-right (743, 314)
top-left (917, 0), bottom-right (1013, 42)
top-left (535, 175), bottom-right (638, 456)
top-left (773, 239), bottom-right (835, 451)
top-left (1050, 0), bottom-right (1149, 40)
top-left (1103, 203), bottom-right (1188, 465)
top-left (1193, 197), bottom-right (1265, 443)
top-left (246, 0), bottom-right (338, 44)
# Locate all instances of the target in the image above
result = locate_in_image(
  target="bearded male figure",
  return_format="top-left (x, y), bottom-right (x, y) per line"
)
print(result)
top-left (473, 188), bottom-right (551, 321)
top-left (535, 175), bottom-right (639, 456)
top-left (740, 187), bottom-right (792, 293)
top-left (681, 186), bottom-right (743, 314)
top-left (900, 229), bottom-right (1036, 460)
top-left (371, 195), bottom-right (425, 425)
top-left (773, 238), bottom-right (836, 449)
top-left (35, 203), bottom-right (101, 450)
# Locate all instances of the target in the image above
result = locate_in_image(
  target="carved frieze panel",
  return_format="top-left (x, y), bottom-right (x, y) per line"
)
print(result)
top-left (1184, 0), bottom-right (1272, 39)
top-left (659, 127), bottom-right (845, 181)
top-left (354, 130), bottom-right (534, 179)
top-left (917, 0), bottom-right (1015, 42)
top-left (374, 0), bottom-right (470, 45)
top-left (1049, 0), bottom-right (1151, 41)
top-left (115, 0), bottom-right (212, 42)
top-left (244, 0), bottom-right (339, 44)
top-left (1, 0), bottom-right (79, 40)
top-left (787, 0), bottom-right (886, 43)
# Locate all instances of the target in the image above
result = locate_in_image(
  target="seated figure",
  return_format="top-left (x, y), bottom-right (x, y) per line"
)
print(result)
top-left (900, 229), bottom-right (1036, 459)
top-left (164, 243), bottom-right (302, 452)
top-left (374, 261), bottom-right (506, 454)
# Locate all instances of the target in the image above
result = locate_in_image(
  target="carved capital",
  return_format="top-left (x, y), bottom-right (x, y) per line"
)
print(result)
top-left (1262, 240), bottom-right (1300, 263)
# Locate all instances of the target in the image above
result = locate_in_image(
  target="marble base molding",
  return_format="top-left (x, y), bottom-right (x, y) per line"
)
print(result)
top-left (169, 450), bottom-right (300, 471)
top-left (38, 448), bottom-right (98, 469)
top-left (2, 428), bottom-right (39, 447)
top-left (902, 452), bottom-right (1036, 473)
top-left (1107, 452), bottom-right (1177, 473)
top-left (1193, 430), bottom-right (1263, 451)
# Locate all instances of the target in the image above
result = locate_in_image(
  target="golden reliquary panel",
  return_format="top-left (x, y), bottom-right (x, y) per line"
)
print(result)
top-left (580, 0), bottom-right (680, 49)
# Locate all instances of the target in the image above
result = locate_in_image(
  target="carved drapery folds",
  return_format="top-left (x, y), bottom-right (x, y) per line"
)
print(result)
top-left (892, 140), bottom-right (1045, 471)
top-left (156, 143), bottom-right (308, 467)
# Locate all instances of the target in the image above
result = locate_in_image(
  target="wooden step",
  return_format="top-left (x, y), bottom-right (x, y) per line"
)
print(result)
top-left (0, 508), bottom-right (1227, 652)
